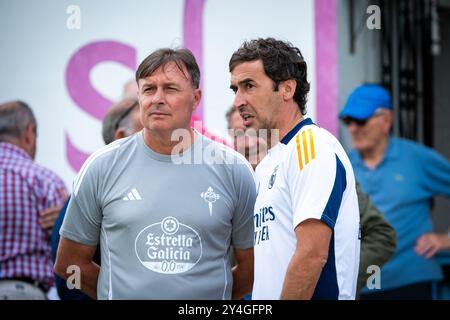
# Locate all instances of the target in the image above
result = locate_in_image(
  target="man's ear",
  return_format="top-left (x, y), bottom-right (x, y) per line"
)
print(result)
top-left (21, 122), bottom-right (36, 159)
top-left (23, 123), bottom-right (35, 146)
top-left (192, 88), bottom-right (202, 111)
top-left (381, 110), bottom-right (393, 133)
top-left (280, 79), bottom-right (297, 101)
top-left (114, 128), bottom-right (127, 141)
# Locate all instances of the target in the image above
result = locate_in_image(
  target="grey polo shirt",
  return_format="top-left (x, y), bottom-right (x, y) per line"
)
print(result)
top-left (60, 131), bottom-right (255, 300)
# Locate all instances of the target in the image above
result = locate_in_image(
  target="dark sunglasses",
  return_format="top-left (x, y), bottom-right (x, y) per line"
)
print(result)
top-left (341, 117), bottom-right (369, 127)
top-left (114, 101), bottom-right (139, 131)
top-left (342, 109), bottom-right (386, 127)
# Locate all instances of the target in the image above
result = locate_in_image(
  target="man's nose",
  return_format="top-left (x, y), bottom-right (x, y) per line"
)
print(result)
top-left (233, 90), bottom-right (246, 110)
top-left (151, 87), bottom-right (165, 104)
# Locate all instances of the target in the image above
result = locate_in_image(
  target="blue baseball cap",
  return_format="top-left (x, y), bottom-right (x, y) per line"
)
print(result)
top-left (339, 84), bottom-right (392, 120)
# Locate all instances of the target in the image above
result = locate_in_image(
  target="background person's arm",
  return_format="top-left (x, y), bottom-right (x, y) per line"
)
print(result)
top-left (41, 186), bottom-right (68, 234)
top-left (280, 219), bottom-right (331, 300)
top-left (231, 247), bottom-right (254, 300)
top-left (415, 146), bottom-right (450, 258)
top-left (415, 232), bottom-right (450, 258)
top-left (39, 205), bottom-right (63, 231)
top-left (54, 237), bottom-right (99, 299)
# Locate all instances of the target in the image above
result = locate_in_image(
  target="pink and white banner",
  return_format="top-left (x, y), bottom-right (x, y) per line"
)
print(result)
top-left (0, 0), bottom-right (336, 189)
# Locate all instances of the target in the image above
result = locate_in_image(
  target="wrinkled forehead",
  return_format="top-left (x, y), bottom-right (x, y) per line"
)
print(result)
top-left (139, 61), bottom-right (191, 85)
top-left (230, 60), bottom-right (265, 82)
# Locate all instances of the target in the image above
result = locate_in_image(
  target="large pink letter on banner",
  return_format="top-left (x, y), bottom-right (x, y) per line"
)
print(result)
top-left (183, 0), bottom-right (226, 145)
top-left (315, 0), bottom-right (337, 136)
top-left (183, 0), bottom-right (206, 122)
top-left (65, 41), bottom-right (137, 172)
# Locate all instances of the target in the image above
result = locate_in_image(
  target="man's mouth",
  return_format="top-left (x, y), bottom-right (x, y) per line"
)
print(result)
top-left (241, 114), bottom-right (254, 127)
top-left (150, 112), bottom-right (169, 116)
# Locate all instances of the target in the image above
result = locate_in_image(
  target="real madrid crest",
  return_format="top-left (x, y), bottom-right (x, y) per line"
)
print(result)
top-left (268, 165), bottom-right (279, 189)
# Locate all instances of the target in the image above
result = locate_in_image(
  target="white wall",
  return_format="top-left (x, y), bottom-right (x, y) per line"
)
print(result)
top-left (337, 0), bottom-right (381, 150)
top-left (0, 0), bottom-right (319, 189)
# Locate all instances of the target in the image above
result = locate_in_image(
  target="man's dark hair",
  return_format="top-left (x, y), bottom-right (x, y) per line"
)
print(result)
top-left (135, 48), bottom-right (200, 89)
top-left (229, 38), bottom-right (310, 115)
top-left (0, 100), bottom-right (36, 141)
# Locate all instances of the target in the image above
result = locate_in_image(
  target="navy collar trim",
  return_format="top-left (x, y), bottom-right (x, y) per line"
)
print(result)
top-left (281, 118), bottom-right (315, 145)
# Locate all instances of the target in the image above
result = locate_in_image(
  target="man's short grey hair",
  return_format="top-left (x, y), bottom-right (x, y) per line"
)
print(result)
top-left (0, 101), bottom-right (36, 142)
top-left (102, 97), bottom-right (138, 144)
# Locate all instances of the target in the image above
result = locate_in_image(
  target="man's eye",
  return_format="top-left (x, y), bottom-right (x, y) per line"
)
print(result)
top-left (245, 83), bottom-right (254, 89)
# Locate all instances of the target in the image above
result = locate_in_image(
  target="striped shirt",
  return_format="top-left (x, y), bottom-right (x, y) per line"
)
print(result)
top-left (0, 142), bottom-right (67, 291)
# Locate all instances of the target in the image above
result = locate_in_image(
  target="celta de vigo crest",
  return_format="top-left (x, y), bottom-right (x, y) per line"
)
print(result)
top-left (200, 186), bottom-right (220, 216)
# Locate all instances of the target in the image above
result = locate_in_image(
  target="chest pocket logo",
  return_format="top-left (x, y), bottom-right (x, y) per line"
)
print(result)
top-left (268, 165), bottom-right (279, 189)
top-left (200, 187), bottom-right (220, 216)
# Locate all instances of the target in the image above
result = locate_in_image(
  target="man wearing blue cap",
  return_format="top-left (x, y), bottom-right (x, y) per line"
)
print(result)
top-left (341, 83), bottom-right (450, 299)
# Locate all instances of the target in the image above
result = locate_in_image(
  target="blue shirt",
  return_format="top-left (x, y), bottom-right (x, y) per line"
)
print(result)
top-left (349, 137), bottom-right (450, 292)
top-left (51, 196), bottom-right (99, 300)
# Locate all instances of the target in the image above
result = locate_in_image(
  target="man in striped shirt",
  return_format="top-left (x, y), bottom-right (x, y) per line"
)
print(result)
top-left (0, 101), bottom-right (67, 299)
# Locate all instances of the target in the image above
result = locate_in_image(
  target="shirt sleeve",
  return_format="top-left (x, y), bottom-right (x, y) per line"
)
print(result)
top-left (60, 158), bottom-right (103, 246)
top-left (287, 129), bottom-right (347, 230)
top-left (420, 146), bottom-right (450, 197)
top-left (230, 160), bottom-right (256, 249)
top-left (44, 174), bottom-right (68, 208)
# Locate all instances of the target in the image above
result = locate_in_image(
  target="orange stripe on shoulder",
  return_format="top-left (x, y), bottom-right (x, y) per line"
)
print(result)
top-left (295, 135), bottom-right (303, 171)
top-left (308, 128), bottom-right (315, 160)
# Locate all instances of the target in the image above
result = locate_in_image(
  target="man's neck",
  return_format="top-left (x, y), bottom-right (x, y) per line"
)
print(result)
top-left (361, 136), bottom-right (389, 169)
top-left (143, 127), bottom-right (195, 155)
top-left (268, 108), bottom-right (303, 149)
top-left (0, 137), bottom-right (32, 158)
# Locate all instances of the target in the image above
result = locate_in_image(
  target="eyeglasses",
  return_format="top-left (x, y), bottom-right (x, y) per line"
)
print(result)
top-left (341, 117), bottom-right (369, 127)
top-left (341, 111), bottom-right (385, 127)
top-left (114, 101), bottom-right (138, 131)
